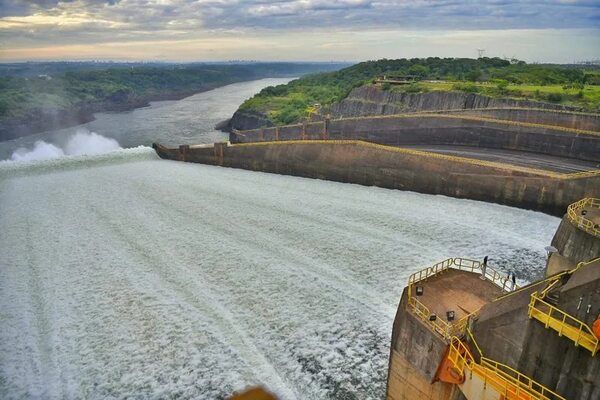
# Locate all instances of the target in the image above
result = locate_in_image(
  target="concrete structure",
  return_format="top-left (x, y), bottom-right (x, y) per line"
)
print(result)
top-left (153, 140), bottom-right (599, 216)
top-left (228, 87), bottom-right (600, 133)
top-left (328, 86), bottom-right (597, 125)
top-left (385, 199), bottom-right (600, 400)
top-left (230, 114), bottom-right (600, 162)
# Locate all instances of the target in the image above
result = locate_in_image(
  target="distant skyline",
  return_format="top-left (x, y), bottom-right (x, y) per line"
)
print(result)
top-left (1, 1), bottom-right (599, 63)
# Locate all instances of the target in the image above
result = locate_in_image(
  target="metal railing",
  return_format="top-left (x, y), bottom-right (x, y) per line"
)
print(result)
top-left (567, 198), bottom-right (600, 238)
top-left (447, 335), bottom-right (566, 400)
top-left (406, 257), bottom-right (518, 339)
top-left (528, 293), bottom-right (599, 356)
top-left (408, 257), bottom-right (518, 294)
top-left (408, 296), bottom-right (453, 338)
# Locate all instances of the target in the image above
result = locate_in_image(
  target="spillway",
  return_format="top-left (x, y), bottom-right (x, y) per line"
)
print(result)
top-left (0, 148), bottom-right (560, 399)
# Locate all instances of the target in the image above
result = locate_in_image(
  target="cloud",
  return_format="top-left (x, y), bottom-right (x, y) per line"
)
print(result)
top-left (0, 0), bottom-right (598, 62)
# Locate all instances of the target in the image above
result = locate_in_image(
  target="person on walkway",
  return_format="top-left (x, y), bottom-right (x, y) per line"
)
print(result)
top-left (481, 256), bottom-right (488, 280)
top-left (511, 272), bottom-right (517, 290)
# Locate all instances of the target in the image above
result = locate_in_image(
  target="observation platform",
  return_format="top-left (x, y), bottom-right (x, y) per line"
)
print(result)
top-left (406, 258), bottom-right (515, 339)
top-left (568, 198), bottom-right (600, 238)
top-left (410, 268), bottom-right (504, 324)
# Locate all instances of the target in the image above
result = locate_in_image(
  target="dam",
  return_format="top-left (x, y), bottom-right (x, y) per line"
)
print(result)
top-left (386, 197), bottom-right (600, 400)
top-left (157, 91), bottom-right (600, 216)
top-left (151, 96), bottom-right (600, 399)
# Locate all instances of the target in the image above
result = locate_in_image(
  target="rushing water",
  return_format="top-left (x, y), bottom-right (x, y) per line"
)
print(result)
top-left (0, 80), bottom-right (561, 400)
top-left (0, 78), bottom-right (293, 160)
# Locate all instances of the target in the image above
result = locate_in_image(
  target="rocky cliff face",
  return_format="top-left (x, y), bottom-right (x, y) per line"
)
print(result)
top-left (227, 85), bottom-right (587, 132)
top-left (225, 109), bottom-right (274, 132)
top-left (328, 85), bottom-right (581, 118)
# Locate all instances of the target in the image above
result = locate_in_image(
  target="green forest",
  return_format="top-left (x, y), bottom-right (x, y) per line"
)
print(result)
top-left (239, 58), bottom-right (600, 125)
top-left (0, 62), bottom-right (346, 122)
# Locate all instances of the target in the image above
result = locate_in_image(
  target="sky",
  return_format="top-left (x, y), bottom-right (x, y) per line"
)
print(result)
top-left (0, 0), bottom-right (599, 63)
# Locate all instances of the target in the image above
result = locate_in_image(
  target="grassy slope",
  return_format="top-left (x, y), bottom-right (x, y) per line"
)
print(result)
top-left (239, 58), bottom-right (600, 125)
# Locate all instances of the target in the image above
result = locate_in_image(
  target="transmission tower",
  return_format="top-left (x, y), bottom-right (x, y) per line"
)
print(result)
top-left (477, 49), bottom-right (486, 58)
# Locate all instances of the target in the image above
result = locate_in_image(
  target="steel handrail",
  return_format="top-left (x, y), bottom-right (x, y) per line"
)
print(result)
top-left (407, 296), bottom-right (453, 339)
top-left (406, 257), bottom-right (520, 339)
top-left (408, 257), bottom-right (519, 293)
top-left (528, 292), bottom-right (599, 356)
top-left (567, 198), bottom-right (600, 238)
top-left (448, 336), bottom-right (566, 400)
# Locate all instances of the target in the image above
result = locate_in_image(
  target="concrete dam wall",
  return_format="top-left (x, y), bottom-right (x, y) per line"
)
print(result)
top-left (230, 114), bottom-right (600, 162)
top-left (153, 141), bottom-right (600, 216)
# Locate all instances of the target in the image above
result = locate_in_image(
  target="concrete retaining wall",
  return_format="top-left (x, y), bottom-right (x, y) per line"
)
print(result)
top-left (446, 109), bottom-right (600, 131)
top-left (386, 288), bottom-right (460, 400)
top-left (551, 217), bottom-right (600, 263)
top-left (473, 264), bottom-right (600, 400)
top-left (153, 141), bottom-right (600, 216)
top-left (231, 115), bottom-right (600, 162)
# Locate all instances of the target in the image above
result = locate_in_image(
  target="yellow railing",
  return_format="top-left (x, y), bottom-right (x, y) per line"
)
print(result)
top-left (408, 257), bottom-right (518, 293)
top-left (567, 198), bottom-right (600, 238)
top-left (448, 335), bottom-right (566, 400)
top-left (528, 293), bottom-right (599, 356)
top-left (406, 258), bottom-right (518, 339)
top-left (408, 296), bottom-right (453, 338)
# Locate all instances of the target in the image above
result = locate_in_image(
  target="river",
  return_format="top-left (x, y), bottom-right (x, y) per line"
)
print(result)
top-left (0, 79), bottom-right (560, 399)
top-left (0, 78), bottom-right (293, 160)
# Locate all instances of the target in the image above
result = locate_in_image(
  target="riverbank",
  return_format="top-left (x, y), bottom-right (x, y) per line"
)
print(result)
top-left (0, 78), bottom-right (296, 161)
top-left (1, 81), bottom-right (250, 141)
top-left (0, 62), bottom-right (348, 143)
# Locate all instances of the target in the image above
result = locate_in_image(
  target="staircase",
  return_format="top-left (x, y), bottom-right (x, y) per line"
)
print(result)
top-left (526, 260), bottom-right (599, 356)
top-left (528, 293), bottom-right (599, 356)
top-left (439, 336), bottom-right (565, 400)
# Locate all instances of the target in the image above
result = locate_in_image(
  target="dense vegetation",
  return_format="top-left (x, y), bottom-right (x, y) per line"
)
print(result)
top-left (240, 58), bottom-right (600, 124)
top-left (0, 62), bottom-right (347, 124)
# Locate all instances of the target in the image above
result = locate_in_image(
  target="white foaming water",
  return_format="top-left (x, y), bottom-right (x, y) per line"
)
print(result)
top-left (9, 129), bottom-right (121, 161)
top-left (0, 153), bottom-right (560, 399)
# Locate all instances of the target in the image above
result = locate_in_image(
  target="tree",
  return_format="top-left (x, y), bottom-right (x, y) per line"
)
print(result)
top-left (408, 64), bottom-right (429, 79)
top-left (467, 69), bottom-right (483, 82)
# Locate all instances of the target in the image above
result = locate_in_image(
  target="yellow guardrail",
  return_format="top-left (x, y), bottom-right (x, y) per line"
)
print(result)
top-left (408, 296), bottom-right (453, 338)
top-left (231, 140), bottom-right (600, 180)
top-left (448, 334), bottom-right (566, 400)
top-left (528, 293), bottom-right (599, 356)
top-left (407, 257), bottom-right (518, 293)
top-left (406, 258), bottom-right (518, 339)
top-left (407, 295), bottom-right (471, 339)
top-left (567, 198), bottom-right (600, 237)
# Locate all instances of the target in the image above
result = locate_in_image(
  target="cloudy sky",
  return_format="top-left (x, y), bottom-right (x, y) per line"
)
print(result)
top-left (0, 0), bottom-right (599, 62)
